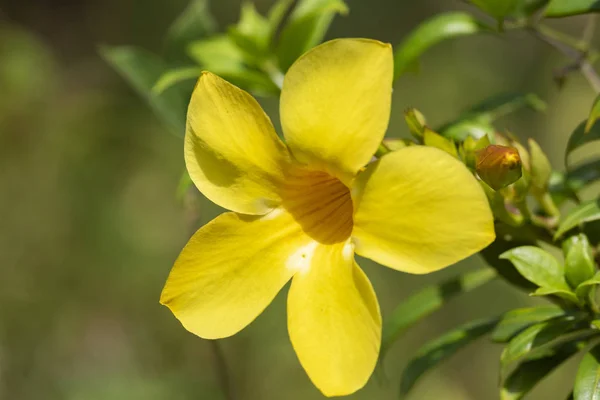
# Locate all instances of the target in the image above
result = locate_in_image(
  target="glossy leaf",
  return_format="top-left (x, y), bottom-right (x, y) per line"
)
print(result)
top-left (501, 341), bottom-right (583, 400)
top-left (400, 318), bottom-right (499, 396)
top-left (276, 0), bottom-right (348, 72)
top-left (563, 234), bottom-right (596, 289)
top-left (394, 12), bottom-right (488, 79)
top-left (576, 272), bottom-right (600, 297)
top-left (152, 66), bottom-right (202, 95)
top-left (492, 307), bottom-right (566, 343)
top-left (531, 286), bottom-right (580, 305)
top-left (545, 0), bottom-right (600, 17)
top-left (555, 199), bottom-right (600, 239)
top-left (100, 46), bottom-right (187, 136)
top-left (501, 318), bottom-right (590, 376)
top-left (566, 120), bottom-right (600, 166)
top-left (500, 246), bottom-right (569, 290)
top-left (164, 0), bottom-right (216, 61)
top-left (575, 343), bottom-right (600, 400)
top-left (380, 268), bottom-right (496, 357)
top-left (586, 95), bottom-right (600, 134)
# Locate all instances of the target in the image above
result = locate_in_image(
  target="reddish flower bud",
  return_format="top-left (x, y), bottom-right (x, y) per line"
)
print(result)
top-left (476, 145), bottom-right (522, 191)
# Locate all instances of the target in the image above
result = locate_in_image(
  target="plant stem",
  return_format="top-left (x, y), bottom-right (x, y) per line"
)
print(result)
top-left (210, 340), bottom-right (234, 400)
top-left (527, 24), bottom-right (600, 92)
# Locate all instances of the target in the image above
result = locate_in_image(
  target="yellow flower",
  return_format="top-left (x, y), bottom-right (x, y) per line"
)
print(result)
top-left (160, 38), bottom-right (495, 397)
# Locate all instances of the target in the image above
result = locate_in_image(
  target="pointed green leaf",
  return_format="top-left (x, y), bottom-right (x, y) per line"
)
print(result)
top-left (228, 2), bottom-right (271, 59)
top-left (381, 268), bottom-right (496, 357)
top-left (563, 234), bottom-right (596, 289)
top-left (164, 0), bottom-right (216, 61)
top-left (531, 286), bottom-right (580, 305)
top-left (545, 0), bottom-right (600, 17)
top-left (501, 318), bottom-right (592, 377)
top-left (575, 343), bottom-right (600, 400)
top-left (586, 95), bottom-right (600, 134)
top-left (100, 46), bottom-right (187, 136)
top-left (529, 138), bottom-right (553, 192)
top-left (423, 127), bottom-right (458, 157)
top-left (576, 271), bottom-right (600, 297)
top-left (501, 341), bottom-right (583, 400)
top-left (492, 307), bottom-right (566, 343)
top-left (152, 66), bottom-right (202, 95)
top-left (394, 12), bottom-right (488, 80)
top-left (566, 120), bottom-right (600, 166)
top-left (276, 0), bottom-right (348, 72)
top-left (555, 199), bottom-right (600, 239)
top-left (500, 246), bottom-right (569, 290)
top-left (400, 318), bottom-right (499, 396)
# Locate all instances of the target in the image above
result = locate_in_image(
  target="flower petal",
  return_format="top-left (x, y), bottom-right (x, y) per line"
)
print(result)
top-left (185, 72), bottom-right (290, 215)
top-left (280, 39), bottom-right (393, 184)
top-left (288, 243), bottom-right (381, 397)
top-left (352, 146), bottom-right (495, 274)
top-left (161, 209), bottom-right (309, 339)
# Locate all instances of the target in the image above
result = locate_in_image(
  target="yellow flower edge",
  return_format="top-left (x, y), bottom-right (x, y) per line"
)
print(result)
top-left (161, 38), bottom-right (495, 397)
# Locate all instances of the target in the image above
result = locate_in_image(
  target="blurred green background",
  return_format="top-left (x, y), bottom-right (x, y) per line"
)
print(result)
top-left (1, 0), bottom-right (598, 399)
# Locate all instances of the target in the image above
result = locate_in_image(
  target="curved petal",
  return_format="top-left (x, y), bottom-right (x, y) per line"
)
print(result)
top-left (288, 243), bottom-right (381, 397)
top-left (185, 72), bottom-right (291, 215)
top-left (280, 39), bottom-right (393, 184)
top-left (161, 209), bottom-right (311, 339)
top-left (352, 146), bottom-right (495, 274)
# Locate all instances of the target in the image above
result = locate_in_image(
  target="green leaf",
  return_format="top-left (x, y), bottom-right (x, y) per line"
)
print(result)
top-left (394, 12), bottom-right (488, 80)
top-left (565, 120), bottom-right (600, 166)
top-left (100, 46), bottom-right (187, 136)
top-left (187, 35), bottom-right (278, 95)
top-left (501, 341), bottom-right (583, 400)
top-left (532, 286), bottom-right (581, 305)
top-left (529, 138), bottom-right (553, 192)
top-left (267, 0), bottom-right (294, 39)
top-left (228, 2), bottom-right (271, 59)
top-left (164, 0), bottom-right (216, 62)
top-left (500, 246), bottom-right (569, 290)
top-left (152, 66), bottom-right (202, 95)
top-left (400, 318), bottom-right (499, 397)
top-left (276, 0), bottom-right (348, 72)
top-left (501, 318), bottom-right (592, 377)
top-left (586, 95), bottom-right (600, 134)
top-left (555, 199), bottom-right (600, 239)
top-left (469, 0), bottom-right (521, 20)
top-left (423, 127), bottom-right (458, 157)
top-left (380, 268), bottom-right (496, 357)
top-left (563, 234), bottom-right (596, 289)
top-left (492, 307), bottom-right (566, 343)
top-left (176, 170), bottom-right (194, 201)
top-left (575, 343), bottom-right (600, 400)
top-left (545, 0), bottom-right (600, 17)
top-left (576, 271), bottom-right (600, 297)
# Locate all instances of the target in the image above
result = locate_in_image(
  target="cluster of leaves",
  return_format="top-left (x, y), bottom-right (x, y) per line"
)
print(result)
top-left (104, 0), bottom-right (600, 398)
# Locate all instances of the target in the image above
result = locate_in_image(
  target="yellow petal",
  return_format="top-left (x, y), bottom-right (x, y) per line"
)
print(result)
top-left (161, 209), bottom-right (309, 339)
top-left (352, 146), bottom-right (495, 274)
top-left (185, 72), bottom-right (290, 215)
top-left (280, 39), bottom-right (393, 184)
top-left (288, 243), bottom-right (381, 397)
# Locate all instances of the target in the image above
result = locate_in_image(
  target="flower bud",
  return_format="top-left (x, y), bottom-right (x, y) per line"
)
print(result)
top-left (476, 145), bottom-right (523, 191)
top-left (404, 108), bottom-right (426, 139)
top-left (563, 234), bottom-right (596, 289)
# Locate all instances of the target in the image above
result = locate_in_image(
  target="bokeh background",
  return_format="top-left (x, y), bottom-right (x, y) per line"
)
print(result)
top-left (1, 0), bottom-right (598, 399)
